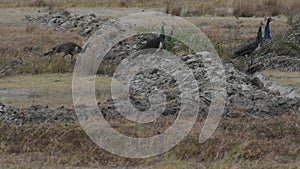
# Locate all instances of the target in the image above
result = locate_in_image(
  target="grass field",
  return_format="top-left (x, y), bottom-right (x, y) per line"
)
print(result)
top-left (1, 0), bottom-right (299, 18)
top-left (0, 74), bottom-right (112, 108)
top-left (0, 2), bottom-right (299, 168)
top-left (0, 113), bottom-right (299, 168)
top-left (0, 71), bottom-right (298, 168)
top-left (0, 71), bottom-right (299, 108)
top-left (0, 14), bottom-right (289, 76)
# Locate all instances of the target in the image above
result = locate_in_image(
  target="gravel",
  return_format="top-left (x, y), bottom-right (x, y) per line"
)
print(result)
top-left (1, 53), bottom-right (299, 125)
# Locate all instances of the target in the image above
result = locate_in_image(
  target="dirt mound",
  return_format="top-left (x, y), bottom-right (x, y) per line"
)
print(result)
top-left (102, 53), bottom-right (300, 119)
top-left (24, 9), bottom-right (108, 37)
top-left (0, 103), bottom-right (77, 125)
top-left (1, 53), bottom-right (299, 125)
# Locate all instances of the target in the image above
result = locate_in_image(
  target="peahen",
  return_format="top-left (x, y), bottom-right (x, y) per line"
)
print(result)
top-left (234, 22), bottom-right (264, 56)
top-left (43, 42), bottom-right (82, 60)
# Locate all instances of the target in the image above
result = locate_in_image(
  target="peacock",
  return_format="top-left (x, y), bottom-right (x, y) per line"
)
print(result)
top-left (165, 25), bottom-right (176, 51)
top-left (264, 18), bottom-right (273, 40)
top-left (246, 19), bottom-right (273, 74)
top-left (141, 22), bottom-right (166, 50)
top-left (234, 22), bottom-right (264, 56)
top-left (256, 22), bottom-right (264, 45)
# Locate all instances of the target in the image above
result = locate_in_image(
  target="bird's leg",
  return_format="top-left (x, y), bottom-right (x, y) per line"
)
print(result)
top-left (250, 54), bottom-right (253, 68)
top-left (62, 53), bottom-right (68, 59)
top-left (70, 54), bottom-right (76, 64)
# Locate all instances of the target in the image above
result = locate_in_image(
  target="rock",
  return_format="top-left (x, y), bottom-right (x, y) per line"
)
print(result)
top-left (0, 103), bottom-right (78, 125)
top-left (24, 9), bottom-right (107, 37)
top-left (251, 77), bottom-right (264, 89)
top-left (254, 72), bottom-right (300, 99)
top-left (100, 50), bottom-right (300, 118)
top-left (1, 54), bottom-right (300, 125)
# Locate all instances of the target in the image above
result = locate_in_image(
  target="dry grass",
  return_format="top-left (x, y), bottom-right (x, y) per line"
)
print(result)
top-left (0, 4), bottom-right (299, 169)
top-left (186, 17), bottom-right (288, 60)
top-left (0, 113), bottom-right (299, 168)
top-left (1, 0), bottom-right (299, 17)
top-left (0, 24), bottom-right (82, 76)
top-left (0, 17), bottom-right (288, 76)
top-left (0, 23), bottom-right (122, 77)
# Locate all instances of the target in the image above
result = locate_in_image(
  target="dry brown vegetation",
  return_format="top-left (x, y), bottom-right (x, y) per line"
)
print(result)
top-left (0, 1), bottom-right (299, 168)
top-left (1, 0), bottom-right (300, 17)
top-left (0, 24), bottom-right (82, 75)
top-left (0, 113), bottom-right (299, 168)
top-left (0, 17), bottom-right (289, 77)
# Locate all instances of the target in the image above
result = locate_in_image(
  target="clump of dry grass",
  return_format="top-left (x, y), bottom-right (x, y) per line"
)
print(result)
top-left (27, 0), bottom-right (49, 7)
top-left (231, 0), bottom-right (298, 17)
top-left (165, 0), bottom-right (183, 16)
top-left (0, 24), bottom-right (82, 76)
top-left (1, 0), bottom-right (299, 17)
top-left (0, 113), bottom-right (299, 168)
top-left (0, 17), bottom-right (289, 76)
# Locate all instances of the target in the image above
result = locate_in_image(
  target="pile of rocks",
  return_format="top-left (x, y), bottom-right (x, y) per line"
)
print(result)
top-left (24, 9), bottom-right (107, 37)
top-left (1, 51), bottom-right (300, 125)
top-left (224, 64), bottom-right (300, 117)
top-left (250, 54), bottom-right (300, 72)
top-left (290, 14), bottom-right (300, 46)
top-left (0, 103), bottom-right (77, 125)
top-left (86, 53), bottom-right (300, 120)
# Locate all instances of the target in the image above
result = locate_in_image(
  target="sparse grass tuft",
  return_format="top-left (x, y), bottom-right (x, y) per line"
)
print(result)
top-left (0, 24), bottom-right (82, 76)
top-left (0, 113), bottom-right (299, 168)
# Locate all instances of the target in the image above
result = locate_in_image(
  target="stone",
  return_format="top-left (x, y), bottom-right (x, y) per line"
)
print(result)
top-left (24, 9), bottom-right (107, 37)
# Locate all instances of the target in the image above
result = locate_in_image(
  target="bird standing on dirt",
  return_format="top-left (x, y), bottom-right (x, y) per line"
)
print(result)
top-left (141, 22), bottom-right (166, 50)
top-left (264, 18), bottom-right (273, 40)
top-left (43, 42), bottom-right (82, 60)
top-left (164, 25), bottom-right (176, 51)
top-left (234, 22), bottom-right (265, 56)
top-left (256, 22), bottom-right (263, 44)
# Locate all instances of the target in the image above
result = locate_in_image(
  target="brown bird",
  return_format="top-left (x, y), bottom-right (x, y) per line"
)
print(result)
top-left (43, 42), bottom-right (82, 60)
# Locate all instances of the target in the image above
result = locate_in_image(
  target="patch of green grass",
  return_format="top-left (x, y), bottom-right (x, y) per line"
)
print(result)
top-left (0, 74), bottom-right (112, 108)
